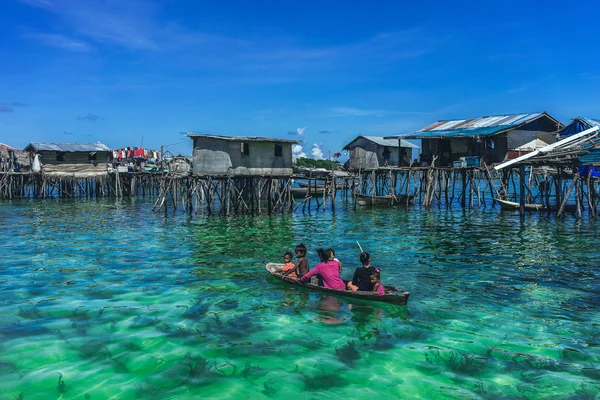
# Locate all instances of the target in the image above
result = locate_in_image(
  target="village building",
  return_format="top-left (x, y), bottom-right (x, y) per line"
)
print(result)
top-left (24, 142), bottom-right (112, 176)
top-left (168, 154), bottom-right (192, 175)
top-left (342, 135), bottom-right (419, 170)
top-left (187, 134), bottom-right (300, 176)
top-left (0, 142), bottom-right (29, 172)
top-left (390, 112), bottom-right (563, 167)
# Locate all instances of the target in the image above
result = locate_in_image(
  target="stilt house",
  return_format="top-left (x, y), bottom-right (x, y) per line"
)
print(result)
top-left (394, 112), bottom-right (563, 166)
top-left (187, 134), bottom-right (301, 176)
top-left (0, 143), bottom-right (29, 171)
top-left (342, 135), bottom-right (419, 170)
top-left (24, 142), bottom-right (112, 176)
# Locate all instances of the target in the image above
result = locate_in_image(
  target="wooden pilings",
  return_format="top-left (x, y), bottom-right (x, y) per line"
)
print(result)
top-left (353, 165), bottom-right (600, 218)
top-left (0, 171), bottom-right (163, 200)
top-left (3, 166), bottom-right (600, 218)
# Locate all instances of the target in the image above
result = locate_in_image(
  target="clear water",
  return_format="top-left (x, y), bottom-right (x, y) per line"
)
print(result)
top-left (0, 199), bottom-right (599, 399)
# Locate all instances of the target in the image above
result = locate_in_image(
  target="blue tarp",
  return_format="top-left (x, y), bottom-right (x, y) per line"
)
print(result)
top-left (559, 117), bottom-right (600, 138)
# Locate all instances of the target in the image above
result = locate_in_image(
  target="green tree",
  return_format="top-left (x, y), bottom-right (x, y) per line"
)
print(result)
top-left (294, 157), bottom-right (341, 170)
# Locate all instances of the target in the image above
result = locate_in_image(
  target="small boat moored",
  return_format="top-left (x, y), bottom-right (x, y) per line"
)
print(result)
top-left (494, 198), bottom-right (576, 212)
top-left (265, 263), bottom-right (410, 305)
top-left (355, 193), bottom-right (414, 206)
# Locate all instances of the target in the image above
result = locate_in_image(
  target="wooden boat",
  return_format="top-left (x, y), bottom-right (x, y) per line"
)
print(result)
top-left (291, 187), bottom-right (310, 198)
top-left (494, 198), bottom-right (577, 212)
top-left (296, 181), bottom-right (343, 190)
top-left (355, 193), bottom-right (414, 206)
top-left (265, 263), bottom-right (409, 305)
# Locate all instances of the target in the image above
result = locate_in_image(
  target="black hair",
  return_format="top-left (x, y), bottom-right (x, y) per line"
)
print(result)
top-left (294, 243), bottom-right (307, 255)
top-left (316, 248), bottom-right (331, 262)
top-left (326, 248), bottom-right (335, 258)
top-left (370, 270), bottom-right (380, 281)
top-left (283, 251), bottom-right (293, 259)
top-left (359, 251), bottom-right (370, 265)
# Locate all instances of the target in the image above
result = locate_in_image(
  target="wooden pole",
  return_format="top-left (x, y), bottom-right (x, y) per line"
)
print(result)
top-left (557, 174), bottom-right (578, 217)
top-left (519, 165), bottom-right (525, 216)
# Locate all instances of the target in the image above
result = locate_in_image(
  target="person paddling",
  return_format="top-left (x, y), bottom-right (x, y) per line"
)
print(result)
top-left (347, 251), bottom-right (380, 292)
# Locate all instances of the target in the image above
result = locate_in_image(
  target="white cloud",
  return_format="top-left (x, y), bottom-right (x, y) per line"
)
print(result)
top-left (25, 33), bottom-right (91, 52)
top-left (292, 144), bottom-right (306, 159)
top-left (311, 143), bottom-right (324, 160)
top-left (19, 0), bottom-right (162, 50)
top-left (297, 126), bottom-right (307, 136)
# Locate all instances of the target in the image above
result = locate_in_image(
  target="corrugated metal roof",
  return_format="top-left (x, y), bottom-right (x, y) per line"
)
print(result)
top-left (361, 136), bottom-right (399, 147)
top-left (186, 133), bottom-right (301, 144)
top-left (397, 112), bottom-right (561, 139)
top-left (343, 135), bottom-right (420, 150)
top-left (26, 142), bottom-right (112, 152)
top-left (400, 139), bottom-right (420, 149)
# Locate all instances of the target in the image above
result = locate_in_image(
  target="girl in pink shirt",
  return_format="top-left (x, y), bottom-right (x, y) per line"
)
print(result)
top-left (370, 269), bottom-right (385, 295)
top-left (300, 249), bottom-right (346, 291)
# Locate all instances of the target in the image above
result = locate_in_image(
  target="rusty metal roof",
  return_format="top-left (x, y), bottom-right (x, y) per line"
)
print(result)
top-left (0, 142), bottom-right (15, 150)
top-left (394, 112), bottom-right (563, 139)
top-left (25, 142), bottom-right (112, 152)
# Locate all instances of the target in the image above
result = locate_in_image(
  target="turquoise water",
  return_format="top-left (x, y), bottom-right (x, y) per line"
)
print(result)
top-left (0, 199), bottom-right (599, 399)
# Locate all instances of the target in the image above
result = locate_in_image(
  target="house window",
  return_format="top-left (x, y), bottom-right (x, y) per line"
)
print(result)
top-left (88, 152), bottom-right (97, 161)
top-left (56, 151), bottom-right (66, 162)
top-left (241, 142), bottom-right (250, 156)
top-left (274, 144), bottom-right (283, 157)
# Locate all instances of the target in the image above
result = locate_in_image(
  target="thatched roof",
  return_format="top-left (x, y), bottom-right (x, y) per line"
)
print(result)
top-left (0, 142), bottom-right (14, 158)
top-left (13, 150), bottom-right (30, 167)
top-left (0, 143), bottom-right (30, 167)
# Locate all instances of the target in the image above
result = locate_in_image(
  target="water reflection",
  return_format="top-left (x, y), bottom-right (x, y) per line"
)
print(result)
top-left (315, 295), bottom-right (345, 325)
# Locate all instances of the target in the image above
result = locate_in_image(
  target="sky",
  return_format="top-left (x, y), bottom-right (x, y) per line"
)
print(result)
top-left (1, 0), bottom-right (600, 158)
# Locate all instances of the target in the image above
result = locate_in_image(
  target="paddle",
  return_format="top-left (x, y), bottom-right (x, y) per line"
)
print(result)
top-left (356, 240), bottom-right (364, 253)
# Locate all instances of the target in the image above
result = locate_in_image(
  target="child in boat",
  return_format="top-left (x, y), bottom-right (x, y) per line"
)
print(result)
top-left (299, 248), bottom-right (345, 290)
top-left (327, 248), bottom-right (342, 273)
top-left (283, 243), bottom-right (309, 279)
top-left (347, 252), bottom-right (380, 292)
top-left (370, 269), bottom-right (384, 295)
top-left (281, 251), bottom-right (296, 278)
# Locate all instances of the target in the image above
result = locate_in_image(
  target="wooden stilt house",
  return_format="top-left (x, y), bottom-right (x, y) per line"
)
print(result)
top-left (187, 134), bottom-right (300, 176)
top-left (392, 112), bottom-right (563, 166)
top-left (342, 135), bottom-right (419, 170)
top-left (24, 141), bottom-right (112, 176)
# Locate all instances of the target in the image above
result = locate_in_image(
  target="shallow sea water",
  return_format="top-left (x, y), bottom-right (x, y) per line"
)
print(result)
top-left (0, 198), bottom-right (599, 399)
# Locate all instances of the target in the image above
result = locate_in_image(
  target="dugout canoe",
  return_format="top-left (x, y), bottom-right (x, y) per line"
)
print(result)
top-left (355, 193), bottom-right (414, 206)
top-left (494, 198), bottom-right (577, 212)
top-left (296, 181), bottom-right (344, 190)
top-left (291, 187), bottom-right (310, 198)
top-left (265, 263), bottom-right (409, 305)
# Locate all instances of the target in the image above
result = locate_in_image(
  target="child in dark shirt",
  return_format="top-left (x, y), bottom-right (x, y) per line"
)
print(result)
top-left (347, 251), bottom-right (380, 292)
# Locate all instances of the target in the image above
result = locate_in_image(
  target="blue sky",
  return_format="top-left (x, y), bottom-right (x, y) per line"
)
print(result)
top-left (1, 0), bottom-right (599, 158)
